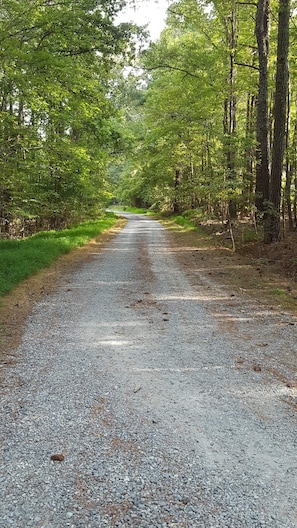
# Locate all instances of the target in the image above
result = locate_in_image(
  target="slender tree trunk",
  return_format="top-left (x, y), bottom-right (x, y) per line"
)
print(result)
top-left (294, 171), bottom-right (297, 228)
top-left (243, 93), bottom-right (256, 211)
top-left (285, 85), bottom-right (293, 230)
top-left (223, 7), bottom-right (238, 219)
top-left (173, 167), bottom-right (182, 213)
top-left (18, 94), bottom-right (24, 126)
top-left (206, 132), bottom-right (214, 180)
top-left (265, 0), bottom-right (290, 243)
top-left (255, 0), bottom-right (270, 213)
top-left (292, 110), bottom-right (297, 228)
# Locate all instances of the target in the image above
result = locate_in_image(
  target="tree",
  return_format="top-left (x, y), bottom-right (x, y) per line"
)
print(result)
top-left (118, 0), bottom-right (260, 216)
top-left (255, 0), bottom-right (270, 214)
top-left (0, 0), bottom-right (134, 232)
top-left (112, 0), bottom-right (296, 245)
top-left (266, 0), bottom-right (290, 242)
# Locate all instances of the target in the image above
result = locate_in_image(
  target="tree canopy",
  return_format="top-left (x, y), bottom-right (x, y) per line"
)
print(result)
top-left (0, 0), bottom-right (135, 233)
top-left (113, 0), bottom-right (294, 243)
top-left (1, 0), bottom-right (296, 243)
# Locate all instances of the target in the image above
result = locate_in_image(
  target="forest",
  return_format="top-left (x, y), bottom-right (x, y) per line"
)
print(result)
top-left (0, 0), bottom-right (295, 244)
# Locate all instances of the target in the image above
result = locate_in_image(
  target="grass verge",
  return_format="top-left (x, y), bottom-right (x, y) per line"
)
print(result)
top-left (0, 213), bottom-right (118, 298)
top-left (157, 214), bottom-right (215, 249)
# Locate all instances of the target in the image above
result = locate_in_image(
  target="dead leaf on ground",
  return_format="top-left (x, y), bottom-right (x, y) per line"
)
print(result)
top-left (51, 454), bottom-right (65, 462)
top-left (253, 365), bottom-right (262, 372)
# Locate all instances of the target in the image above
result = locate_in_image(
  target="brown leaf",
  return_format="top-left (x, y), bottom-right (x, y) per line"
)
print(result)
top-left (51, 454), bottom-right (65, 462)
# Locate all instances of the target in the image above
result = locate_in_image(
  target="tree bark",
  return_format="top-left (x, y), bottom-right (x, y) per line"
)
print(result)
top-left (255, 0), bottom-right (270, 213)
top-left (173, 168), bottom-right (182, 213)
top-left (243, 93), bottom-right (256, 211)
top-left (223, 6), bottom-right (238, 219)
top-left (265, 0), bottom-right (290, 243)
top-left (284, 85), bottom-right (293, 230)
top-left (292, 111), bottom-right (297, 229)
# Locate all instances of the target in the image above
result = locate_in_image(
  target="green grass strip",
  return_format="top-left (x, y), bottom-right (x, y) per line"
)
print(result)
top-left (0, 213), bottom-right (118, 297)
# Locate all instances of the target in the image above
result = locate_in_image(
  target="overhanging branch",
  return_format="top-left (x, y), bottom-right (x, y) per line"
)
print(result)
top-left (144, 64), bottom-right (201, 79)
top-left (235, 61), bottom-right (259, 71)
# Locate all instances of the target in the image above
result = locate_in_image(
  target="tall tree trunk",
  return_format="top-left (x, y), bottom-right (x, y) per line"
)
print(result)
top-left (223, 6), bottom-right (238, 219)
top-left (294, 172), bottom-right (297, 228)
top-left (292, 109), bottom-right (297, 229)
top-left (243, 93), bottom-right (256, 212)
top-left (285, 85), bottom-right (293, 230)
top-left (265, 0), bottom-right (290, 243)
top-left (255, 0), bottom-right (270, 213)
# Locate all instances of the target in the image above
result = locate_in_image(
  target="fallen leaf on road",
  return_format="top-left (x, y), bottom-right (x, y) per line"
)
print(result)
top-left (51, 454), bottom-right (65, 462)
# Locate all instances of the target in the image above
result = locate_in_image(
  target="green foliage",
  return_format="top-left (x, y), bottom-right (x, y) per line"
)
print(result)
top-left (3, 0), bottom-right (292, 235)
top-left (0, 214), bottom-right (118, 296)
top-left (170, 215), bottom-right (198, 231)
top-left (240, 226), bottom-right (261, 244)
top-left (112, 1), bottom-right (248, 214)
top-left (111, 0), bottom-right (297, 236)
top-left (0, 0), bottom-right (135, 230)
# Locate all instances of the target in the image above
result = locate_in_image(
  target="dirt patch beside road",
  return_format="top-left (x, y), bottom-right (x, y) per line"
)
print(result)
top-left (165, 225), bottom-right (297, 316)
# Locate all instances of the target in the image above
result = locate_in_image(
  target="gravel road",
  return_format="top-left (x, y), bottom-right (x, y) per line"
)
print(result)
top-left (1, 213), bottom-right (297, 527)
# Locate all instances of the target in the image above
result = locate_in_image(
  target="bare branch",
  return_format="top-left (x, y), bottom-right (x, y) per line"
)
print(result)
top-left (56, 47), bottom-right (97, 56)
top-left (167, 8), bottom-right (189, 19)
top-left (144, 64), bottom-right (201, 79)
top-left (236, 2), bottom-right (257, 6)
top-left (235, 61), bottom-right (259, 71)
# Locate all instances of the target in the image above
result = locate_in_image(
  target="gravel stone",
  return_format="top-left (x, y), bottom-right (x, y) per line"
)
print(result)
top-left (1, 213), bottom-right (297, 527)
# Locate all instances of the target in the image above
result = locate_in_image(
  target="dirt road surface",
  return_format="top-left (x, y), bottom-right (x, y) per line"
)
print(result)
top-left (1, 213), bottom-right (297, 527)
